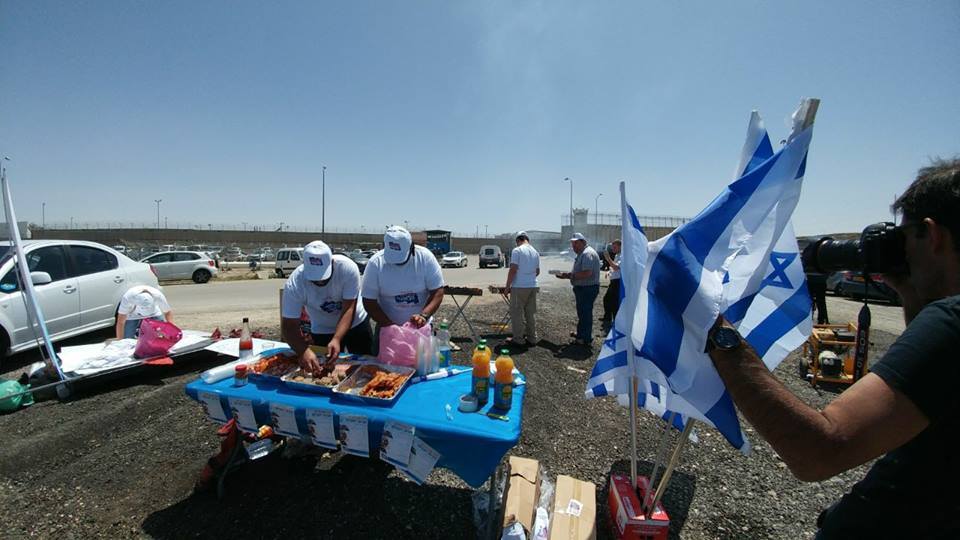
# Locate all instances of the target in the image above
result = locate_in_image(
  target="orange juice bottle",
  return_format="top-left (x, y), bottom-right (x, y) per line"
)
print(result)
top-left (471, 345), bottom-right (491, 406)
top-left (478, 339), bottom-right (492, 363)
top-left (493, 349), bottom-right (514, 410)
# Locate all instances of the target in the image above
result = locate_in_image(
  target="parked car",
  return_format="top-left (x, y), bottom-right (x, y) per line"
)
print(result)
top-left (347, 252), bottom-right (369, 274)
top-left (441, 251), bottom-right (468, 268)
top-left (224, 247), bottom-right (245, 261)
top-left (0, 240), bottom-right (159, 362)
top-left (478, 245), bottom-right (505, 268)
top-left (831, 271), bottom-right (901, 305)
top-left (274, 247), bottom-right (304, 277)
top-left (140, 251), bottom-right (218, 283)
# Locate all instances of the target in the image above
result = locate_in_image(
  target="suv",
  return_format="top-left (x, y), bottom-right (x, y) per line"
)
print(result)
top-left (0, 240), bottom-right (159, 362)
top-left (140, 251), bottom-right (218, 283)
top-left (478, 245), bottom-right (505, 268)
top-left (275, 247), bottom-right (304, 277)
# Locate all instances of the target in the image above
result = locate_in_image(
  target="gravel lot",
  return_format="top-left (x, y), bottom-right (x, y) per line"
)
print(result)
top-left (0, 286), bottom-right (897, 539)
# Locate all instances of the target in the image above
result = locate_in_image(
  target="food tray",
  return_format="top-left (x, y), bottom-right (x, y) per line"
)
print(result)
top-left (332, 363), bottom-right (415, 406)
top-left (281, 362), bottom-right (363, 395)
top-left (248, 350), bottom-right (299, 383)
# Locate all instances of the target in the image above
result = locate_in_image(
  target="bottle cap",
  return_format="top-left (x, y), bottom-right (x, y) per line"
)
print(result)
top-left (479, 338), bottom-right (487, 344)
top-left (501, 349), bottom-right (509, 354)
top-left (458, 393), bottom-right (479, 413)
top-left (440, 323), bottom-right (448, 329)
top-left (477, 344), bottom-right (486, 350)
top-left (235, 364), bottom-right (248, 373)
top-left (242, 317), bottom-right (249, 323)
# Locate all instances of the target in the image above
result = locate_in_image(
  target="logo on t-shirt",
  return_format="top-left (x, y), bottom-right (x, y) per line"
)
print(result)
top-left (394, 292), bottom-right (420, 305)
top-left (308, 256), bottom-right (324, 266)
top-left (388, 241), bottom-right (401, 251)
top-left (320, 300), bottom-right (342, 313)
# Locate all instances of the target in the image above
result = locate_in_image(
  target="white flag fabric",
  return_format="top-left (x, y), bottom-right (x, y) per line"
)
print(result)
top-left (586, 101), bottom-right (816, 452)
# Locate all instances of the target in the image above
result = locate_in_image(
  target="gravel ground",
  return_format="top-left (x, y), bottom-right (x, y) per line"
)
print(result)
top-left (0, 286), bottom-right (897, 539)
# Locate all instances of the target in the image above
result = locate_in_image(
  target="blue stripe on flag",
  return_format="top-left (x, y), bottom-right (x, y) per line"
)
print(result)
top-left (724, 293), bottom-right (754, 324)
top-left (704, 391), bottom-right (744, 449)
top-left (591, 350), bottom-right (628, 375)
top-left (744, 281), bottom-right (812, 357)
top-left (794, 151), bottom-right (808, 179)
top-left (650, 382), bottom-right (660, 400)
top-left (745, 134), bottom-right (774, 176)
top-left (590, 384), bottom-right (609, 397)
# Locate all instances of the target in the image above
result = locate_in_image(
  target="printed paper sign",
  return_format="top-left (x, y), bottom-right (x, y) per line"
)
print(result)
top-left (198, 391), bottom-right (227, 423)
top-left (269, 403), bottom-right (300, 437)
top-left (227, 397), bottom-right (257, 432)
top-left (379, 421), bottom-right (415, 467)
top-left (305, 409), bottom-right (338, 449)
top-left (400, 436), bottom-right (441, 485)
top-left (339, 415), bottom-right (370, 457)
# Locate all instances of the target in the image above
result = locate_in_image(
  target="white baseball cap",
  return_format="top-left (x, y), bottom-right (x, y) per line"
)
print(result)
top-left (133, 292), bottom-right (157, 317)
top-left (303, 241), bottom-right (333, 281)
top-left (515, 230), bottom-right (528, 240)
top-left (383, 226), bottom-right (413, 264)
top-left (569, 232), bottom-right (587, 242)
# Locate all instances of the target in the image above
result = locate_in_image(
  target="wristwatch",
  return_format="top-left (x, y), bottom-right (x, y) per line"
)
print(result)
top-left (706, 322), bottom-right (743, 352)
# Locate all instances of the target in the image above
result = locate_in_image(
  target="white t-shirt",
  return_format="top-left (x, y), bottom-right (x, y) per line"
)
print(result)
top-left (281, 255), bottom-right (368, 334)
top-left (510, 243), bottom-right (540, 288)
top-left (610, 253), bottom-right (622, 280)
top-left (361, 245), bottom-right (445, 325)
top-left (118, 285), bottom-right (171, 320)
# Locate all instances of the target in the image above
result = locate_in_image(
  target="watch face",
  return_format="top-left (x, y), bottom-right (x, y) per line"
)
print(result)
top-left (713, 327), bottom-right (741, 350)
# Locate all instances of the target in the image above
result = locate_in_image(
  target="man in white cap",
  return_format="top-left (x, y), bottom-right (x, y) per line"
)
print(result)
top-left (555, 232), bottom-right (601, 346)
top-left (362, 226), bottom-right (445, 350)
top-left (504, 231), bottom-right (540, 346)
top-left (116, 285), bottom-right (173, 339)
top-left (281, 240), bottom-right (371, 373)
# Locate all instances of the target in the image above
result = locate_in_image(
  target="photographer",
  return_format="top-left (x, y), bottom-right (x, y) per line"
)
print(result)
top-left (707, 158), bottom-right (960, 538)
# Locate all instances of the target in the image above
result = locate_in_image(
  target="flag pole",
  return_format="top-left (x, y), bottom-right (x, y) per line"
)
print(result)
top-left (645, 419), bottom-right (696, 516)
top-left (628, 323), bottom-right (639, 489)
top-left (648, 411), bottom-right (677, 489)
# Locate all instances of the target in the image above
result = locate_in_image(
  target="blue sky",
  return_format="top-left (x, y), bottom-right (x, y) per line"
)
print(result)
top-left (2, 1), bottom-right (958, 236)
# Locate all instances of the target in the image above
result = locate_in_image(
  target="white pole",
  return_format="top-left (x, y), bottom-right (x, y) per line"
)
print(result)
top-left (1, 164), bottom-right (69, 394)
top-left (645, 419), bottom-right (696, 516)
top-left (648, 411), bottom-right (677, 489)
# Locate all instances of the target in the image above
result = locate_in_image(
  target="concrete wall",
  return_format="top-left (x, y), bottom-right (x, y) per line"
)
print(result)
top-left (31, 228), bottom-right (521, 254)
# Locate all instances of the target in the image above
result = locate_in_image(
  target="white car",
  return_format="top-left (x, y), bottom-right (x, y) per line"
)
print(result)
top-left (274, 247), bottom-right (304, 277)
top-left (0, 240), bottom-right (160, 362)
top-left (140, 251), bottom-right (219, 283)
top-left (441, 251), bottom-right (468, 268)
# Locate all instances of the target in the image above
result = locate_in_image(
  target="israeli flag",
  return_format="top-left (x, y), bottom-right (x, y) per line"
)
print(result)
top-left (586, 101), bottom-right (816, 452)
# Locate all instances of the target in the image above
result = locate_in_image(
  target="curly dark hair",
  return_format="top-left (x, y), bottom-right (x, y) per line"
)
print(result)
top-left (892, 157), bottom-right (960, 251)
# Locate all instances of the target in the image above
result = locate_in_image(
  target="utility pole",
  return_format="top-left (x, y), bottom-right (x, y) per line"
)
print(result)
top-left (154, 199), bottom-right (162, 230)
top-left (564, 177), bottom-right (573, 228)
top-left (595, 193), bottom-right (603, 225)
top-left (322, 165), bottom-right (326, 241)
top-left (42, 202), bottom-right (45, 228)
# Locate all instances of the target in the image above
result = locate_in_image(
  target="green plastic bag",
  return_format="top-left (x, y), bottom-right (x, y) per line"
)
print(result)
top-left (0, 378), bottom-right (33, 412)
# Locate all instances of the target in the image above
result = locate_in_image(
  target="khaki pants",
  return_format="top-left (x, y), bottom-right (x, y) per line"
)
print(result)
top-left (510, 287), bottom-right (539, 343)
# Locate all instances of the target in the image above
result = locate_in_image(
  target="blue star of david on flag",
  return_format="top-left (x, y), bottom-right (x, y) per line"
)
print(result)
top-left (760, 251), bottom-right (796, 290)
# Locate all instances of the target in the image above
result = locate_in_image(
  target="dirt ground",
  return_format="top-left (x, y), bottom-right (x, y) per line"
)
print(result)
top-left (0, 287), bottom-right (897, 539)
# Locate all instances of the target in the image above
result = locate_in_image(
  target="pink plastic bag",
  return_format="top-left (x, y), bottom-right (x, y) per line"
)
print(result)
top-left (378, 322), bottom-right (432, 368)
top-left (134, 318), bottom-right (183, 359)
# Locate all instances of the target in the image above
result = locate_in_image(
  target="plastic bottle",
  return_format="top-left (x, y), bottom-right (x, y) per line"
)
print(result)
top-left (493, 348), bottom-right (514, 410)
top-left (239, 317), bottom-right (253, 359)
top-left (436, 323), bottom-right (452, 368)
top-left (471, 344), bottom-right (490, 406)
top-left (478, 338), bottom-right (492, 364)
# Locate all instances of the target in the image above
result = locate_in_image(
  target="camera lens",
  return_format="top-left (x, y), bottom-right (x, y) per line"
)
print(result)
top-left (812, 239), bottom-right (861, 273)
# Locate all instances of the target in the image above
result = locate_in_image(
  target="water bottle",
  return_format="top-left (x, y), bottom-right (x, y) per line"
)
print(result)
top-left (436, 323), bottom-right (452, 368)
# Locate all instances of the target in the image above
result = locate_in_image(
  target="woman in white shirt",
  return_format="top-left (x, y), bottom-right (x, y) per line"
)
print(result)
top-left (115, 285), bottom-right (173, 339)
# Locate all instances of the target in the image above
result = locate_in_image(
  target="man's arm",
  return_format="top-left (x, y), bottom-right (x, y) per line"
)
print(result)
top-left (505, 263), bottom-right (519, 293)
top-left (410, 288), bottom-right (444, 327)
top-left (711, 327), bottom-right (929, 481)
top-left (282, 317), bottom-right (322, 373)
top-left (115, 314), bottom-right (127, 339)
top-left (326, 299), bottom-right (357, 360)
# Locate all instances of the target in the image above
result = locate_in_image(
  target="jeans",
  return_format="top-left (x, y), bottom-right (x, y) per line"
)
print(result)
top-left (573, 284), bottom-right (600, 341)
top-left (123, 316), bottom-right (164, 339)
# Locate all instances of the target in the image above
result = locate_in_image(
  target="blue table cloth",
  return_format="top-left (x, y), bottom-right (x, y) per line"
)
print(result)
top-left (184, 368), bottom-right (524, 488)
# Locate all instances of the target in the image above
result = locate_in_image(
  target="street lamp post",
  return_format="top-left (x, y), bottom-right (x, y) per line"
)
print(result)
top-left (154, 199), bottom-right (162, 230)
top-left (564, 177), bottom-right (573, 228)
top-left (41, 202), bottom-right (45, 228)
top-left (321, 165), bottom-right (326, 241)
top-left (594, 193), bottom-right (603, 224)
top-left (485, 224), bottom-right (488, 237)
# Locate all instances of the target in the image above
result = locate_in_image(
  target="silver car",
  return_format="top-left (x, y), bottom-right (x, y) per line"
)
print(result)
top-left (0, 240), bottom-right (160, 362)
top-left (140, 251), bottom-right (219, 283)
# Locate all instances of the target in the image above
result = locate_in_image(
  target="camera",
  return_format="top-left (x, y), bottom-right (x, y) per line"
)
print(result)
top-left (803, 222), bottom-right (907, 274)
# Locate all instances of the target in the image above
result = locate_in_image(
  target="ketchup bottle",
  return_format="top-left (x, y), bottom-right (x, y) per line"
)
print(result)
top-left (239, 317), bottom-right (253, 359)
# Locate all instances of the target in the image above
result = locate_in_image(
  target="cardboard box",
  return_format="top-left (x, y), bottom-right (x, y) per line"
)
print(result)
top-left (607, 474), bottom-right (669, 540)
top-left (550, 475), bottom-right (597, 540)
top-left (502, 456), bottom-right (542, 534)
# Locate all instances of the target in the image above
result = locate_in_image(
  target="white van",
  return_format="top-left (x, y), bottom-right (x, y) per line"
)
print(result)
top-left (275, 248), bottom-right (304, 277)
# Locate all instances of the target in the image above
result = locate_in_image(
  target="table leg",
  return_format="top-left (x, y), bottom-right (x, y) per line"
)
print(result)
top-left (448, 295), bottom-right (481, 344)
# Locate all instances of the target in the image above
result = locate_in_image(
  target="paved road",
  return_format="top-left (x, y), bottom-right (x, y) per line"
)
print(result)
top-left (165, 255), bottom-right (575, 314)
